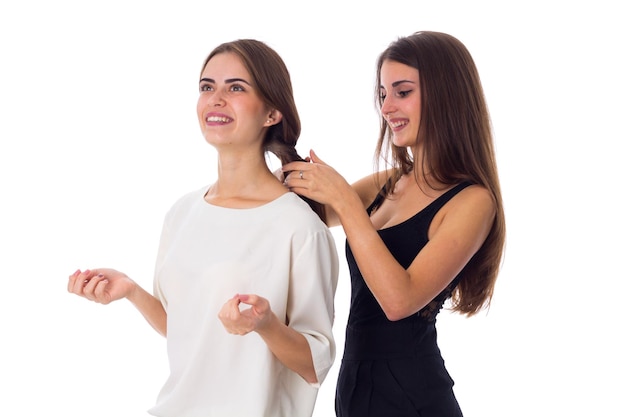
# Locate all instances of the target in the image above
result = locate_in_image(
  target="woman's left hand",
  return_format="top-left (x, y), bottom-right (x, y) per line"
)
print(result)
top-left (218, 294), bottom-right (272, 335)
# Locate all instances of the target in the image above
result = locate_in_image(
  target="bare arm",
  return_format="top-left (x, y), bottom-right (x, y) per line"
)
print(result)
top-left (336, 185), bottom-right (495, 320)
top-left (68, 268), bottom-right (167, 336)
top-left (284, 150), bottom-right (495, 321)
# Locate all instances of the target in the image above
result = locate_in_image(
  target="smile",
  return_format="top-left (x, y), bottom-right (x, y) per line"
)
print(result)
top-left (206, 116), bottom-right (232, 123)
top-left (388, 120), bottom-right (408, 128)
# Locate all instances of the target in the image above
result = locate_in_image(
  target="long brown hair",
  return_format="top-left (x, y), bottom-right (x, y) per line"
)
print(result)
top-left (375, 31), bottom-right (505, 316)
top-left (201, 39), bottom-right (326, 223)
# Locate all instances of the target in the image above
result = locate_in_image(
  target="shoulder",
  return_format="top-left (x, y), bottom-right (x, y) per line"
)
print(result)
top-left (164, 185), bottom-right (208, 219)
top-left (272, 193), bottom-right (337, 250)
top-left (453, 184), bottom-right (494, 211)
top-left (438, 184), bottom-right (496, 230)
top-left (277, 193), bottom-right (328, 229)
top-left (274, 194), bottom-right (335, 239)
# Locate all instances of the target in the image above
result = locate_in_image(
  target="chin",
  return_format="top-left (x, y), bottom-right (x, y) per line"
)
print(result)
top-left (392, 138), bottom-right (416, 148)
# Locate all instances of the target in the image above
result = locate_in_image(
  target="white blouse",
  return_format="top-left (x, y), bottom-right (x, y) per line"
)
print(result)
top-left (148, 187), bottom-right (339, 417)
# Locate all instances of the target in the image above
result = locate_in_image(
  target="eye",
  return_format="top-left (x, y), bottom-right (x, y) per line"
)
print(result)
top-left (378, 88), bottom-right (387, 103)
top-left (199, 83), bottom-right (213, 92)
top-left (397, 89), bottom-right (413, 98)
top-left (229, 84), bottom-right (245, 92)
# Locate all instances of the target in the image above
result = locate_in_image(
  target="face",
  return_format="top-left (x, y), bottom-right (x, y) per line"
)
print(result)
top-left (197, 52), bottom-right (276, 150)
top-left (379, 60), bottom-right (422, 149)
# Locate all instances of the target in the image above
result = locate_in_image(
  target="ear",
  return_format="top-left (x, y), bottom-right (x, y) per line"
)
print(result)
top-left (264, 109), bottom-right (283, 127)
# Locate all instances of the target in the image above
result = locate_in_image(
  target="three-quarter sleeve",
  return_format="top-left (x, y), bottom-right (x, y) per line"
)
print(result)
top-left (152, 214), bottom-right (173, 309)
top-left (287, 228), bottom-right (339, 386)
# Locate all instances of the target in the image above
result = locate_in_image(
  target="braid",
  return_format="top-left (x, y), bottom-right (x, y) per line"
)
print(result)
top-left (266, 134), bottom-right (327, 224)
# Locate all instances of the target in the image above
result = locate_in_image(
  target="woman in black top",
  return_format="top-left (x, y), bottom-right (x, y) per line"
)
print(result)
top-left (284, 31), bottom-right (506, 416)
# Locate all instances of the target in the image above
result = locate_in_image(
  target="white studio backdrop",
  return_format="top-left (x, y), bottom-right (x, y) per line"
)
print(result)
top-left (0, 1), bottom-right (624, 416)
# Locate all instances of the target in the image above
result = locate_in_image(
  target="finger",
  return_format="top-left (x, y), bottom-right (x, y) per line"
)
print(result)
top-left (237, 293), bottom-right (257, 306)
top-left (283, 168), bottom-right (314, 189)
top-left (83, 273), bottom-right (110, 301)
top-left (309, 149), bottom-right (327, 165)
top-left (218, 295), bottom-right (241, 319)
top-left (67, 269), bottom-right (81, 292)
top-left (281, 160), bottom-right (308, 173)
top-left (92, 277), bottom-right (111, 304)
top-left (238, 294), bottom-right (268, 315)
top-left (69, 269), bottom-right (92, 294)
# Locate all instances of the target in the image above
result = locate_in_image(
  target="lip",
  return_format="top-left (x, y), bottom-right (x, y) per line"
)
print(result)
top-left (205, 112), bottom-right (233, 125)
top-left (387, 118), bottom-right (408, 131)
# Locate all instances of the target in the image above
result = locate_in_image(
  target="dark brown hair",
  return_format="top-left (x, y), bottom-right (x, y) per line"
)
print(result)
top-left (375, 31), bottom-right (505, 315)
top-left (201, 39), bottom-right (326, 223)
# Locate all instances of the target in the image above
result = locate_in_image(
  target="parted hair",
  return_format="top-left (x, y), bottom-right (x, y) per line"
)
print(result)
top-left (375, 31), bottom-right (506, 316)
top-left (201, 39), bottom-right (326, 223)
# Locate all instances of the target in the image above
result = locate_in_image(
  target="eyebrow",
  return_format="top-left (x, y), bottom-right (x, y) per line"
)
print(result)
top-left (199, 77), bottom-right (253, 86)
top-left (379, 80), bottom-right (417, 89)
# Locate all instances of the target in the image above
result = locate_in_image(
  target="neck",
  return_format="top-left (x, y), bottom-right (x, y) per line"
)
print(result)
top-left (406, 146), bottom-right (446, 192)
top-left (206, 148), bottom-right (281, 200)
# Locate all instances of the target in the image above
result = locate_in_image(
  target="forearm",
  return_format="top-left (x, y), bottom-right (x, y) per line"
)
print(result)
top-left (335, 194), bottom-right (413, 320)
top-left (256, 313), bottom-right (317, 384)
top-left (127, 283), bottom-right (167, 337)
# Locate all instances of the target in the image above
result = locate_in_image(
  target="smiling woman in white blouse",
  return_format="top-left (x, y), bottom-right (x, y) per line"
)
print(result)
top-left (67, 38), bottom-right (339, 417)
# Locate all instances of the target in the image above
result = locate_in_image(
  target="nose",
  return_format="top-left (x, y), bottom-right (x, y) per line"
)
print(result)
top-left (380, 96), bottom-right (395, 118)
top-left (207, 90), bottom-right (225, 107)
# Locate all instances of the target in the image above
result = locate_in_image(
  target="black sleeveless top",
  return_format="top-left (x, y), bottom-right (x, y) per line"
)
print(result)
top-left (337, 181), bottom-right (471, 416)
top-left (345, 181), bottom-right (472, 330)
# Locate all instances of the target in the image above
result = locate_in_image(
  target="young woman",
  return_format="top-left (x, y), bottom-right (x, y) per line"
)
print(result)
top-left (284, 31), bottom-right (506, 416)
top-left (68, 39), bottom-right (339, 417)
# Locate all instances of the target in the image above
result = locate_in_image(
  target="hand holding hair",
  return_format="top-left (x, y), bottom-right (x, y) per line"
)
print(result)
top-left (282, 149), bottom-right (351, 206)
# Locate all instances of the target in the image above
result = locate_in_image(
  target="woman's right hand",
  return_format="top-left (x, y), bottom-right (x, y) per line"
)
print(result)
top-left (283, 149), bottom-right (366, 227)
top-left (67, 268), bottom-right (136, 305)
top-left (282, 150), bottom-right (350, 206)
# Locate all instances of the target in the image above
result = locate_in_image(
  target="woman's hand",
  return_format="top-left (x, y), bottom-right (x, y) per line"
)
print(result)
top-left (283, 149), bottom-right (365, 227)
top-left (219, 293), bottom-right (318, 382)
top-left (67, 268), bottom-right (136, 305)
top-left (282, 149), bottom-right (351, 206)
top-left (218, 294), bottom-right (273, 335)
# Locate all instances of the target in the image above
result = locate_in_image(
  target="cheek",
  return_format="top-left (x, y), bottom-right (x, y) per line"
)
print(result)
top-left (196, 99), bottom-right (205, 124)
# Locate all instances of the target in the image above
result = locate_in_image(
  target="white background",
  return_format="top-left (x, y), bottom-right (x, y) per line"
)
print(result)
top-left (1, 1), bottom-right (624, 416)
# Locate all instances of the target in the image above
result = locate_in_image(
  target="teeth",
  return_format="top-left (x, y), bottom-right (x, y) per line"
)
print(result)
top-left (389, 120), bottom-right (407, 128)
top-left (206, 116), bottom-right (231, 123)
